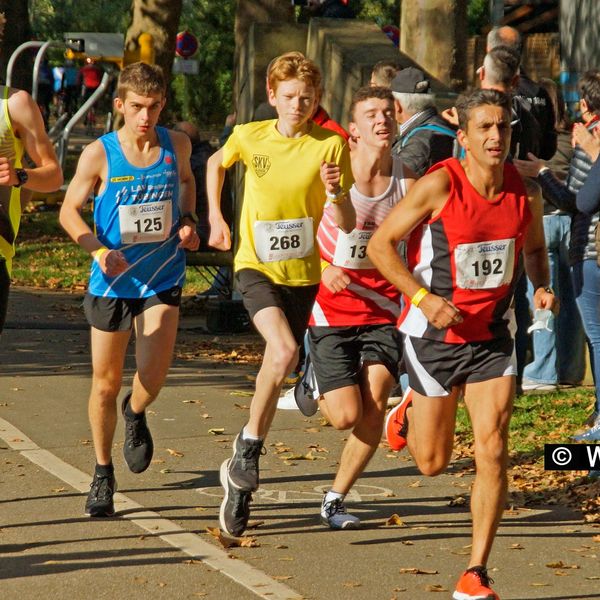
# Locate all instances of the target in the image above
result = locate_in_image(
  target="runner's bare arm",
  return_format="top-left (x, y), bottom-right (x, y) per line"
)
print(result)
top-left (206, 147), bottom-right (231, 251)
top-left (59, 142), bottom-right (127, 276)
top-left (523, 178), bottom-right (556, 312)
top-left (368, 169), bottom-right (463, 329)
top-left (171, 131), bottom-right (199, 250)
top-left (2, 89), bottom-right (63, 192)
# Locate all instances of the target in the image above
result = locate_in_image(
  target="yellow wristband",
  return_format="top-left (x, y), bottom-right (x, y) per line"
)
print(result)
top-left (321, 259), bottom-right (331, 273)
top-left (93, 247), bottom-right (109, 263)
top-left (411, 287), bottom-right (429, 307)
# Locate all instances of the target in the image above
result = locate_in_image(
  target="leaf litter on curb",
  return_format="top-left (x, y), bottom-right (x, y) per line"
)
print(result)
top-left (385, 514), bottom-right (407, 527)
top-left (205, 527), bottom-right (259, 549)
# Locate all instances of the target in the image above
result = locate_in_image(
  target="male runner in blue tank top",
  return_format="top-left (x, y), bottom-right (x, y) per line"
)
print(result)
top-left (60, 62), bottom-right (200, 517)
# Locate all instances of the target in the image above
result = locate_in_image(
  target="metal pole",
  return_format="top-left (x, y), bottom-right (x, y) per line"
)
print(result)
top-left (32, 41), bottom-right (63, 102)
top-left (489, 0), bottom-right (504, 27)
top-left (6, 41), bottom-right (43, 88)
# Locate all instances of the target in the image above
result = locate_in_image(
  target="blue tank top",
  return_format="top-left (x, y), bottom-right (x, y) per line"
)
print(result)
top-left (88, 126), bottom-right (185, 298)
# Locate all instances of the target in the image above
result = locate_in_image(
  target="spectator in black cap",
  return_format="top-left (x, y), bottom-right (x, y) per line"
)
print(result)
top-left (391, 67), bottom-right (456, 177)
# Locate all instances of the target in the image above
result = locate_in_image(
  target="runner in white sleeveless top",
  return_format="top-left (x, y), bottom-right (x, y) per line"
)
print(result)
top-left (298, 86), bottom-right (416, 529)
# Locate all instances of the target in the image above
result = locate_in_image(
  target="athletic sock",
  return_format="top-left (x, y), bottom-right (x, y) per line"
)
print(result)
top-left (95, 462), bottom-right (114, 476)
top-left (323, 490), bottom-right (344, 507)
top-left (124, 396), bottom-right (143, 419)
top-left (242, 426), bottom-right (262, 442)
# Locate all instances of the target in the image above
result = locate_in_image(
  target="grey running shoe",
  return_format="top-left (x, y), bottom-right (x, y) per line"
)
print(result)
top-left (572, 419), bottom-right (600, 442)
top-left (228, 429), bottom-right (264, 491)
top-left (219, 459), bottom-right (252, 536)
top-left (122, 392), bottom-right (154, 473)
top-left (85, 472), bottom-right (116, 517)
top-left (293, 355), bottom-right (319, 417)
top-left (320, 495), bottom-right (360, 530)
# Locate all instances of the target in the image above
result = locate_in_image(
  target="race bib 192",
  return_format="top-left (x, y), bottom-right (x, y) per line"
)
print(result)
top-left (333, 229), bottom-right (374, 269)
top-left (454, 238), bottom-right (515, 289)
top-left (254, 217), bottom-right (314, 263)
top-left (118, 200), bottom-right (171, 244)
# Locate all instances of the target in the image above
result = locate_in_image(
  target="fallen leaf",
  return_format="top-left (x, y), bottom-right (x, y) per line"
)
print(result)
top-left (343, 581), bottom-right (362, 588)
top-left (399, 568), bottom-right (439, 575)
top-left (272, 575), bottom-right (293, 581)
top-left (205, 527), bottom-right (259, 549)
top-left (208, 428), bottom-right (225, 435)
top-left (234, 403), bottom-right (249, 410)
top-left (158, 582), bottom-right (167, 588)
top-left (530, 583), bottom-right (550, 587)
top-left (425, 584), bottom-right (448, 592)
top-left (182, 400), bottom-right (202, 404)
top-left (545, 561), bottom-right (579, 569)
top-left (510, 543), bottom-right (524, 550)
top-left (385, 514), bottom-right (406, 527)
top-left (275, 545), bottom-right (289, 549)
top-left (51, 487), bottom-right (66, 493)
top-left (167, 448), bottom-right (184, 457)
top-left (246, 520), bottom-right (264, 529)
top-left (304, 427), bottom-right (321, 433)
top-left (408, 480), bottom-right (422, 488)
top-left (448, 495), bottom-right (467, 507)
top-left (160, 468), bottom-right (172, 474)
top-left (229, 390), bottom-right (254, 397)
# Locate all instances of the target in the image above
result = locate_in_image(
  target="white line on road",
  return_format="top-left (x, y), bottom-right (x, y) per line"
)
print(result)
top-left (0, 417), bottom-right (302, 600)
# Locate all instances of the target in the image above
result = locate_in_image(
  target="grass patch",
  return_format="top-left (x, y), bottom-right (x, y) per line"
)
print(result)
top-left (13, 209), bottom-right (212, 294)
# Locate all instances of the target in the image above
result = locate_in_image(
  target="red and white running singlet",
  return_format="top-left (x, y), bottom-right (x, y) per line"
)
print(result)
top-left (310, 158), bottom-right (408, 326)
top-left (399, 157), bottom-right (531, 343)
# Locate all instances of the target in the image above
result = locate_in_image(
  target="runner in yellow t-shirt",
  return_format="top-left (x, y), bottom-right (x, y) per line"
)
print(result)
top-left (207, 51), bottom-right (355, 537)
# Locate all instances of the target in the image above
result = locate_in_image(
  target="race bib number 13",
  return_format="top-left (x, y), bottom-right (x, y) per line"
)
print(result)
top-left (454, 238), bottom-right (515, 289)
top-left (119, 200), bottom-right (171, 244)
top-left (254, 218), bottom-right (314, 263)
top-left (333, 229), bottom-right (374, 269)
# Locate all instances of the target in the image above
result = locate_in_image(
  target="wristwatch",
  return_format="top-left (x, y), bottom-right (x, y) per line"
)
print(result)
top-left (14, 168), bottom-right (28, 188)
top-left (181, 211), bottom-right (199, 225)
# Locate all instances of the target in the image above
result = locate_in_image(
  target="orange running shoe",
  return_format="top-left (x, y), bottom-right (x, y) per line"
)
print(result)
top-left (384, 387), bottom-right (412, 451)
top-left (453, 565), bottom-right (499, 600)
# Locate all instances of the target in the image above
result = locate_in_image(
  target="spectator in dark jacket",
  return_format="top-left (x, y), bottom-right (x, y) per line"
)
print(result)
top-left (487, 26), bottom-right (557, 160)
top-left (390, 67), bottom-right (455, 177)
top-left (514, 69), bottom-right (600, 435)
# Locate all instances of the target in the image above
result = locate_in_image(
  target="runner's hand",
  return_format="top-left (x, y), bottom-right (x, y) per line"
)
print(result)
top-left (178, 224), bottom-right (200, 250)
top-left (98, 249), bottom-right (128, 277)
top-left (533, 287), bottom-right (559, 315)
top-left (418, 293), bottom-right (463, 329)
top-left (322, 265), bottom-right (351, 293)
top-left (0, 157), bottom-right (17, 186)
top-left (208, 218), bottom-right (231, 251)
top-left (320, 161), bottom-right (342, 195)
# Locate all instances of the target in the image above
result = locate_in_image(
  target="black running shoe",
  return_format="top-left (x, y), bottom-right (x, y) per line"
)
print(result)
top-left (85, 472), bottom-right (116, 517)
top-left (122, 392), bottom-right (154, 473)
top-left (227, 429), bottom-right (264, 491)
top-left (219, 459), bottom-right (252, 536)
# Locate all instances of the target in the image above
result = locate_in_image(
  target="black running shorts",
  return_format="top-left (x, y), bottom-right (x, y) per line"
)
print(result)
top-left (403, 334), bottom-right (516, 397)
top-left (83, 286), bottom-right (182, 332)
top-left (235, 268), bottom-right (318, 346)
top-left (307, 324), bottom-right (401, 395)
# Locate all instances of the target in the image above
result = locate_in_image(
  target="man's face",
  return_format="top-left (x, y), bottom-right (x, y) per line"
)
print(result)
top-left (349, 97), bottom-right (396, 149)
top-left (115, 90), bottom-right (165, 137)
top-left (268, 78), bottom-right (317, 129)
top-left (458, 104), bottom-right (511, 166)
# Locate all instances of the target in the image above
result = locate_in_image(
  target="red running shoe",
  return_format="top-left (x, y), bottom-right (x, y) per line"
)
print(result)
top-left (384, 387), bottom-right (412, 451)
top-left (453, 565), bottom-right (499, 600)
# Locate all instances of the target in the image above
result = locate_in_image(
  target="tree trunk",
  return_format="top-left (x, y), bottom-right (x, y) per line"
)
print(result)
top-left (0, 0), bottom-right (33, 90)
top-left (400, 0), bottom-right (467, 90)
top-left (124, 0), bottom-right (183, 85)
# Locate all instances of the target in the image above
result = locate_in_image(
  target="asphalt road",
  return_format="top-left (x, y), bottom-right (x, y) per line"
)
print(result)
top-left (1, 287), bottom-right (599, 600)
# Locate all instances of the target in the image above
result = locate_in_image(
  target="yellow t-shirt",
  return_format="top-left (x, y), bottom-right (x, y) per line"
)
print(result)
top-left (222, 119), bottom-right (353, 286)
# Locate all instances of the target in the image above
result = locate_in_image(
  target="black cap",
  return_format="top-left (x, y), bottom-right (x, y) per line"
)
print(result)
top-left (391, 67), bottom-right (431, 94)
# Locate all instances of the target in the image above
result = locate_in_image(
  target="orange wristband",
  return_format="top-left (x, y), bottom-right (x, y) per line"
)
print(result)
top-left (411, 287), bottom-right (429, 307)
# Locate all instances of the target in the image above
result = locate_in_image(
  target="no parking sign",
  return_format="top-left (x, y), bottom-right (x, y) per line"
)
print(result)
top-left (175, 31), bottom-right (199, 59)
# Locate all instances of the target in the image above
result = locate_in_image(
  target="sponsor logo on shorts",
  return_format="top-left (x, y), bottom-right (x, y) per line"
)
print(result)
top-left (252, 154), bottom-right (271, 178)
top-left (111, 176), bottom-right (135, 182)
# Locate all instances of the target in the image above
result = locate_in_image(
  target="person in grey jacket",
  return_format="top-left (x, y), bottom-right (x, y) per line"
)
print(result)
top-left (514, 69), bottom-right (600, 437)
top-left (391, 67), bottom-right (455, 177)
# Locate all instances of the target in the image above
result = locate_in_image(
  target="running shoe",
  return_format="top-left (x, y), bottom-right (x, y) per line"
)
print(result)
top-left (293, 354), bottom-right (319, 417)
top-left (219, 459), bottom-right (252, 536)
top-left (385, 387), bottom-right (413, 451)
top-left (320, 494), bottom-right (360, 530)
top-left (227, 429), bottom-right (265, 491)
top-left (521, 378), bottom-right (558, 392)
top-left (572, 419), bottom-right (600, 442)
top-left (122, 392), bottom-right (154, 473)
top-left (453, 565), bottom-right (499, 600)
top-left (85, 471), bottom-right (116, 517)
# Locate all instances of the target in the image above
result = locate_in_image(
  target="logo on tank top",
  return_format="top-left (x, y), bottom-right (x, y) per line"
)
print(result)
top-left (252, 154), bottom-right (271, 178)
top-left (165, 156), bottom-right (173, 164)
top-left (110, 175), bottom-right (135, 183)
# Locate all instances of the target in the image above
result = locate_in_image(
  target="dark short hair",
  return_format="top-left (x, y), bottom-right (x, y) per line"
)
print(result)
top-left (117, 62), bottom-right (166, 100)
top-left (578, 69), bottom-right (600, 114)
top-left (349, 86), bottom-right (394, 121)
top-left (456, 88), bottom-right (512, 131)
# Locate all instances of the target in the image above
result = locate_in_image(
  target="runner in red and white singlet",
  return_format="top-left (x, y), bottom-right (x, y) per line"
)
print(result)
top-left (369, 89), bottom-right (556, 600)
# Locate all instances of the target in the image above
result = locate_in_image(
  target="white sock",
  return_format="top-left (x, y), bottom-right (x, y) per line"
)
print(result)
top-left (322, 490), bottom-right (344, 514)
top-left (242, 426), bottom-right (262, 442)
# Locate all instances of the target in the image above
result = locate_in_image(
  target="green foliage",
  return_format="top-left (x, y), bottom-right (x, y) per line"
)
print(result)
top-left (467, 0), bottom-right (489, 35)
top-left (354, 0), bottom-right (399, 26)
top-left (171, 0), bottom-right (235, 127)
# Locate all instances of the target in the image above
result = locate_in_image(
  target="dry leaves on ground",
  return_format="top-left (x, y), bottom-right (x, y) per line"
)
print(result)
top-left (205, 527), bottom-right (259, 549)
